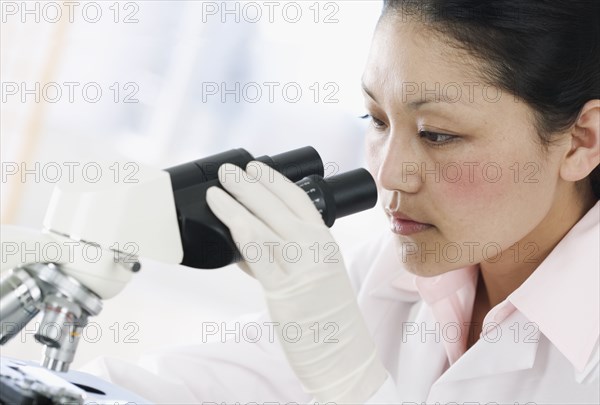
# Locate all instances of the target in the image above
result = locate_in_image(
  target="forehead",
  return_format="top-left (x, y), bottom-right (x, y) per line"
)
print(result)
top-left (362, 16), bottom-right (485, 104)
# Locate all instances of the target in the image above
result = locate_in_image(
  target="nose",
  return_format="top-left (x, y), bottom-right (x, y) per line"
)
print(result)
top-left (377, 136), bottom-right (422, 194)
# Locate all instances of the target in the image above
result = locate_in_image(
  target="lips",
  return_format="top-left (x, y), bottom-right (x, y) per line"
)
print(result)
top-left (387, 211), bottom-right (433, 236)
top-left (383, 191), bottom-right (433, 235)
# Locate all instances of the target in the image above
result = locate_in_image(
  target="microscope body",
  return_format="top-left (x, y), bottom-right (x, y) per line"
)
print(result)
top-left (0, 160), bottom-right (187, 404)
top-left (0, 146), bottom-right (377, 404)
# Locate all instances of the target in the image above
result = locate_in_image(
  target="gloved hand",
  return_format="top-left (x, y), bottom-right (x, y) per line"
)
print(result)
top-left (205, 161), bottom-right (388, 403)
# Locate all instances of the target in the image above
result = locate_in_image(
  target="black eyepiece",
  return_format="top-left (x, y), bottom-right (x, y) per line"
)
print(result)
top-left (166, 147), bottom-right (378, 269)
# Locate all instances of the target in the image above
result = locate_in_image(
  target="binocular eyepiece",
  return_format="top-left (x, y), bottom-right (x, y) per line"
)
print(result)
top-left (166, 146), bottom-right (378, 269)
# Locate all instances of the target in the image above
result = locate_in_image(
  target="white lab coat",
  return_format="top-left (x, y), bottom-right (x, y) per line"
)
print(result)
top-left (84, 202), bottom-right (600, 404)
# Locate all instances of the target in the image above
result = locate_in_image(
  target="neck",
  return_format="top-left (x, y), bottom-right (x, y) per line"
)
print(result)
top-left (478, 187), bottom-right (597, 309)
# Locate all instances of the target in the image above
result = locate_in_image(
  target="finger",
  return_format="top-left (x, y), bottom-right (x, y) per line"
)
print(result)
top-left (206, 186), bottom-right (285, 284)
top-left (217, 163), bottom-right (302, 239)
top-left (206, 186), bottom-right (275, 255)
top-left (246, 161), bottom-right (324, 225)
top-left (206, 185), bottom-right (259, 232)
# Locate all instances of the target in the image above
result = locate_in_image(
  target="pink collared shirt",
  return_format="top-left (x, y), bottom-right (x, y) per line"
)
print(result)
top-left (394, 200), bottom-right (599, 372)
top-left (360, 200), bottom-right (600, 403)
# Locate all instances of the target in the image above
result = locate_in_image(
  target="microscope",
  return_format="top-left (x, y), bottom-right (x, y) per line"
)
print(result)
top-left (0, 146), bottom-right (377, 404)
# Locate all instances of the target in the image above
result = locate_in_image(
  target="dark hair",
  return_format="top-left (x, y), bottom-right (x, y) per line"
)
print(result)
top-left (382, 0), bottom-right (600, 199)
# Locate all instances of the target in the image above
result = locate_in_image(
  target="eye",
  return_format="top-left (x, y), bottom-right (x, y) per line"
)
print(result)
top-left (418, 130), bottom-right (457, 146)
top-left (360, 114), bottom-right (387, 131)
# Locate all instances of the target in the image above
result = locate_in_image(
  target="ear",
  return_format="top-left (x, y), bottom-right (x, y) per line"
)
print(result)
top-left (560, 100), bottom-right (600, 182)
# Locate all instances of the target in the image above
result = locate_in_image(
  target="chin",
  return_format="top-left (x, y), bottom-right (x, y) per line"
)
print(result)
top-left (404, 261), bottom-right (472, 278)
top-left (402, 262), bottom-right (448, 277)
top-left (393, 239), bottom-right (468, 277)
top-left (395, 229), bottom-right (473, 277)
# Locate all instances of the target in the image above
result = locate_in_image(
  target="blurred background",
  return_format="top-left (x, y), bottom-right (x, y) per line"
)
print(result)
top-left (0, 0), bottom-right (387, 368)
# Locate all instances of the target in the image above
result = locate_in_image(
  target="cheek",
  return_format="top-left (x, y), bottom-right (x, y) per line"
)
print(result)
top-left (431, 157), bottom-right (555, 247)
top-left (434, 161), bottom-right (511, 204)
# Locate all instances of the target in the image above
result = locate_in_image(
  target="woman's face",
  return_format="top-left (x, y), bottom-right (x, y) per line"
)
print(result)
top-left (362, 16), bottom-right (568, 276)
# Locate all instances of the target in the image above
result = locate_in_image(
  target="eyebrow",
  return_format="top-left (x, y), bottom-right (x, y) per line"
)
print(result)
top-left (361, 82), bottom-right (379, 103)
top-left (361, 81), bottom-right (469, 108)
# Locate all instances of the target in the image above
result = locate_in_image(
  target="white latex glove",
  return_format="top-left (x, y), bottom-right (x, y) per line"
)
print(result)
top-left (205, 161), bottom-right (388, 403)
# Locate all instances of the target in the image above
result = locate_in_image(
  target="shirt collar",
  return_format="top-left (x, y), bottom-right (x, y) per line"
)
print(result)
top-left (413, 265), bottom-right (479, 364)
top-left (509, 200), bottom-right (600, 372)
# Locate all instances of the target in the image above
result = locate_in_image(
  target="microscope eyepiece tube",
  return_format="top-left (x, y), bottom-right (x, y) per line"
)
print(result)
top-left (255, 146), bottom-right (324, 181)
top-left (168, 147), bottom-right (378, 269)
top-left (296, 168), bottom-right (378, 227)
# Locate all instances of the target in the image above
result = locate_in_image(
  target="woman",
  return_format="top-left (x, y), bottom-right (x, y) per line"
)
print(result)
top-left (89, 1), bottom-right (599, 403)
